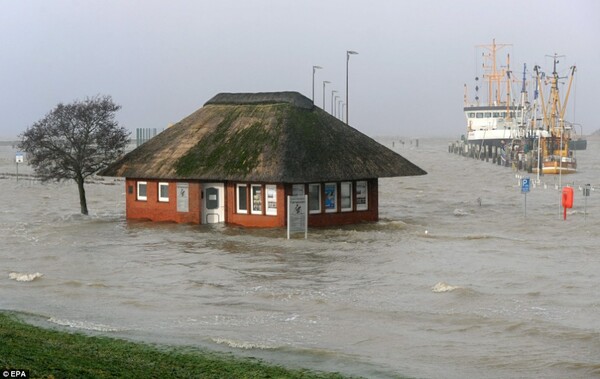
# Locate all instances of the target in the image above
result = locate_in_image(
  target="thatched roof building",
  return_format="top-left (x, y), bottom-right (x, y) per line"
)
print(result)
top-left (99, 92), bottom-right (426, 181)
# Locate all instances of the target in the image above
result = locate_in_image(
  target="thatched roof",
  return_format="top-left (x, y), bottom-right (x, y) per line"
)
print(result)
top-left (99, 92), bottom-right (426, 182)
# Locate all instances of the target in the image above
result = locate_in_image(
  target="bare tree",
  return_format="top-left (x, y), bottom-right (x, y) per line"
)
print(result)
top-left (19, 95), bottom-right (130, 215)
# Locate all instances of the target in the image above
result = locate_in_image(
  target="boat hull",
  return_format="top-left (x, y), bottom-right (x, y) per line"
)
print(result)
top-left (533, 161), bottom-right (577, 175)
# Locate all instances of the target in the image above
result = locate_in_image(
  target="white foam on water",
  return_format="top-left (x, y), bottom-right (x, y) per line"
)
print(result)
top-left (211, 337), bottom-right (277, 350)
top-left (9, 272), bottom-right (43, 282)
top-left (431, 281), bottom-right (461, 293)
top-left (48, 317), bottom-right (120, 332)
top-left (453, 208), bottom-right (471, 217)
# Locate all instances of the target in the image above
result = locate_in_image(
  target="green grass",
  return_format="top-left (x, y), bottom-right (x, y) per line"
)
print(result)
top-left (0, 312), bottom-right (353, 379)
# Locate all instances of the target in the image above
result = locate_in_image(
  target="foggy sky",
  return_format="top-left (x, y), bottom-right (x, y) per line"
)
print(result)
top-left (1, 0), bottom-right (598, 140)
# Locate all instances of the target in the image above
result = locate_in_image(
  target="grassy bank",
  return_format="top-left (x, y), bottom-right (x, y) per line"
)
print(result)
top-left (0, 312), bottom-right (352, 379)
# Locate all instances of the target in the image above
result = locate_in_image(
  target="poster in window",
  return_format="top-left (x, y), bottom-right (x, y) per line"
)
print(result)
top-left (251, 185), bottom-right (262, 214)
top-left (356, 181), bottom-right (368, 211)
top-left (266, 184), bottom-right (277, 216)
top-left (324, 183), bottom-right (337, 212)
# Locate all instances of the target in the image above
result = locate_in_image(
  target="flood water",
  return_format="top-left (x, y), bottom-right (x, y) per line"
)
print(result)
top-left (1, 138), bottom-right (599, 379)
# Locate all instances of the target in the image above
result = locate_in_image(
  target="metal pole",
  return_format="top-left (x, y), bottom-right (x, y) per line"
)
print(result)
top-left (331, 90), bottom-right (337, 115)
top-left (346, 50), bottom-right (358, 124)
top-left (322, 81), bottom-right (330, 110)
top-left (312, 66), bottom-right (322, 103)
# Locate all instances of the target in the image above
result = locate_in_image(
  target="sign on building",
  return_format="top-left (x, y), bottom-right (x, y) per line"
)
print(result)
top-left (287, 195), bottom-right (307, 239)
top-left (176, 182), bottom-right (189, 213)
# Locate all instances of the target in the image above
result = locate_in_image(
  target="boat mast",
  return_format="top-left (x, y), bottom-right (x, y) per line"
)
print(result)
top-left (477, 39), bottom-right (511, 106)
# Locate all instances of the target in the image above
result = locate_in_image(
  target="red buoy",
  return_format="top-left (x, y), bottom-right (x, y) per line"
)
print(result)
top-left (562, 186), bottom-right (574, 220)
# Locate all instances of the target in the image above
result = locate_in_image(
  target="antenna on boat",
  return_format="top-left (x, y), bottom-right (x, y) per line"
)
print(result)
top-left (521, 63), bottom-right (527, 94)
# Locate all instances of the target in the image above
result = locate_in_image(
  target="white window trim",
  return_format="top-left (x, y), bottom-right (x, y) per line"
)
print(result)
top-left (265, 184), bottom-right (277, 216)
top-left (324, 182), bottom-right (337, 213)
top-left (356, 180), bottom-right (368, 211)
top-left (236, 184), bottom-right (248, 214)
top-left (341, 181), bottom-right (353, 212)
top-left (158, 182), bottom-right (169, 202)
top-left (251, 184), bottom-right (263, 215)
top-left (308, 183), bottom-right (321, 214)
top-left (137, 181), bottom-right (147, 201)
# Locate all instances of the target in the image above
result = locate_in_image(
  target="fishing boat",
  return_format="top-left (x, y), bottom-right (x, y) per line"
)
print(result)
top-left (459, 40), bottom-right (578, 175)
top-left (463, 40), bottom-right (530, 150)
top-left (531, 55), bottom-right (577, 175)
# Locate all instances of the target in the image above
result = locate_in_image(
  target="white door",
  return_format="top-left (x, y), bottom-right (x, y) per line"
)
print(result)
top-left (203, 183), bottom-right (225, 224)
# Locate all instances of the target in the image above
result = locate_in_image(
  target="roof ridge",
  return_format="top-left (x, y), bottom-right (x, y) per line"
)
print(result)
top-left (205, 92), bottom-right (314, 110)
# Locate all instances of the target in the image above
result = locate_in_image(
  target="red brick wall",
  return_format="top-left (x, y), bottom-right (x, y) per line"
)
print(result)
top-left (303, 179), bottom-right (379, 227)
top-left (226, 183), bottom-right (286, 227)
top-left (125, 179), bottom-right (201, 224)
top-left (124, 178), bottom-right (379, 227)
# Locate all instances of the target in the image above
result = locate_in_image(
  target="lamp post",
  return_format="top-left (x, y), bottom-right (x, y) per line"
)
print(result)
top-left (341, 103), bottom-right (346, 122)
top-left (334, 95), bottom-right (340, 117)
top-left (312, 65), bottom-right (322, 103)
top-left (346, 50), bottom-right (358, 124)
top-left (337, 100), bottom-right (343, 119)
top-left (331, 90), bottom-right (338, 115)
top-left (322, 80), bottom-right (330, 110)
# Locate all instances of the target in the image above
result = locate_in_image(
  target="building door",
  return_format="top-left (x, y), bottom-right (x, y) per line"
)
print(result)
top-left (203, 183), bottom-right (225, 224)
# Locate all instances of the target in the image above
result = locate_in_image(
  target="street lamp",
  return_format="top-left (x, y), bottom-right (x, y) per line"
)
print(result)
top-left (337, 99), bottom-right (343, 119)
top-left (331, 90), bottom-right (338, 115)
top-left (341, 103), bottom-right (346, 122)
top-left (312, 65), bottom-right (322, 103)
top-left (334, 95), bottom-right (340, 117)
top-left (346, 50), bottom-right (358, 124)
top-left (322, 80), bottom-right (330, 110)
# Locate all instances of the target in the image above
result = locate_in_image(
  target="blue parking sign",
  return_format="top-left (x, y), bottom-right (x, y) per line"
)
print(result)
top-left (521, 177), bottom-right (530, 193)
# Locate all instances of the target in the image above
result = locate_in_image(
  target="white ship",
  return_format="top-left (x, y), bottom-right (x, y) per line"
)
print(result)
top-left (463, 39), bottom-right (534, 149)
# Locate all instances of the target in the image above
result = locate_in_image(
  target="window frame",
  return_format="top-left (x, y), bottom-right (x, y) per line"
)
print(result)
top-left (251, 184), bottom-right (263, 215)
top-left (158, 182), bottom-right (169, 202)
top-left (137, 181), bottom-right (147, 201)
top-left (356, 180), bottom-right (368, 211)
top-left (324, 182), bottom-right (337, 213)
top-left (341, 181), bottom-right (353, 212)
top-left (265, 184), bottom-right (277, 216)
top-left (236, 184), bottom-right (248, 214)
top-left (308, 183), bottom-right (321, 214)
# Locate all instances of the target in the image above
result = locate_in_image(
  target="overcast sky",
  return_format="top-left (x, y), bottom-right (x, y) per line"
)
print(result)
top-left (1, 0), bottom-right (598, 140)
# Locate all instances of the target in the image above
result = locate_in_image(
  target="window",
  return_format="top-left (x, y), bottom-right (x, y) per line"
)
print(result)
top-left (484, 112), bottom-right (492, 118)
top-left (324, 183), bottom-right (337, 213)
top-left (476, 113), bottom-right (484, 119)
top-left (137, 181), bottom-right (147, 201)
top-left (251, 184), bottom-right (262, 214)
top-left (308, 183), bottom-right (321, 214)
top-left (292, 184), bottom-right (305, 196)
top-left (158, 182), bottom-right (169, 202)
top-left (356, 181), bottom-right (368, 211)
top-left (237, 184), bottom-right (248, 213)
top-left (266, 184), bottom-right (277, 216)
top-left (341, 182), bottom-right (353, 211)
top-left (468, 112), bottom-right (475, 118)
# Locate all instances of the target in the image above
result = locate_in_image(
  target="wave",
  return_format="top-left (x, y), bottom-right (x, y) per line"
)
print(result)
top-left (48, 317), bottom-right (120, 332)
top-left (431, 281), bottom-right (461, 293)
top-left (210, 337), bottom-right (277, 350)
top-left (453, 208), bottom-right (471, 217)
top-left (8, 272), bottom-right (43, 282)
